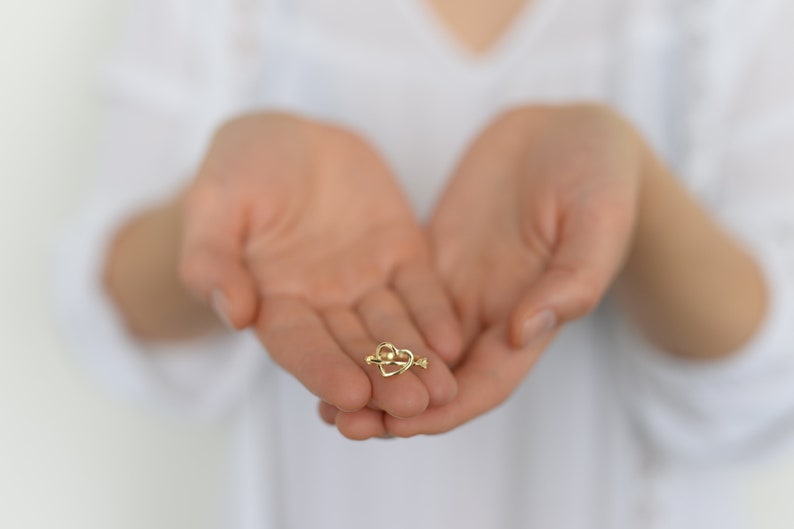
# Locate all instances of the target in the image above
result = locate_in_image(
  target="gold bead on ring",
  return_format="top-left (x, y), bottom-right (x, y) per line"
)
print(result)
top-left (365, 342), bottom-right (428, 378)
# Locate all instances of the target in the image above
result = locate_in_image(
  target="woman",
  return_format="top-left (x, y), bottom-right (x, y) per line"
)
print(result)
top-left (57, 0), bottom-right (794, 527)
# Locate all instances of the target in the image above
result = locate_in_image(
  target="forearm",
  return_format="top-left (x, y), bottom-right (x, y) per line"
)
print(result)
top-left (103, 191), bottom-right (223, 341)
top-left (614, 146), bottom-right (767, 360)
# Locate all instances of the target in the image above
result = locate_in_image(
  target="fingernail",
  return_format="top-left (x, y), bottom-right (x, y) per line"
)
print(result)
top-left (211, 289), bottom-right (234, 329)
top-left (520, 309), bottom-right (557, 349)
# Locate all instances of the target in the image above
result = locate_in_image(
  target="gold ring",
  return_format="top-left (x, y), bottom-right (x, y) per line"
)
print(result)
top-left (365, 342), bottom-right (428, 378)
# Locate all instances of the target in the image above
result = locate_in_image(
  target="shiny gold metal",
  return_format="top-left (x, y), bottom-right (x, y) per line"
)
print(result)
top-left (365, 342), bottom-right (428, 377)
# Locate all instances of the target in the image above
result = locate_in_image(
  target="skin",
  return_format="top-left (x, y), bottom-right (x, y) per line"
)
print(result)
top-left (426, 0), bottom-right (529, 53)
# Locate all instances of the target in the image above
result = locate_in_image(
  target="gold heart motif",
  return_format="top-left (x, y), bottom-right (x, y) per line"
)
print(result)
top-left (364, 342), bottom-right (430, 378)
top-left (373, 342), bottom-right (415, 378)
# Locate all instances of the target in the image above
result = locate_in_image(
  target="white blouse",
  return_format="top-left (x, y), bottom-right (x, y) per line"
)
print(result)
top-left (55, 0), bottom-right (794, 527)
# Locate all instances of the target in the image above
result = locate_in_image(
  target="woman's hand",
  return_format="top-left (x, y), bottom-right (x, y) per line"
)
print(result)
top-left (179, 113), bottom-right (461, 437)
top-left (382, 105), bottom-right (645, 436)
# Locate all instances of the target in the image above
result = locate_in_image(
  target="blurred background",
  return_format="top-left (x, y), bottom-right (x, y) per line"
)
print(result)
top-left (1, 1), bottom-right (794, 528)
top-left (0, 2), bottom-right (225, 528)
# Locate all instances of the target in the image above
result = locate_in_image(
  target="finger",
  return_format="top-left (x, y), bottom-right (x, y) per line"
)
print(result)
top-left (508, 204), bottom-right (633, 348)
top-left (323, 306), bottom-right (430, 418)
top-left (392, 262), bottom-right (464, 365)
top-left (318, 401), bottom-right (338, 425)
top-left (179, 187), bottom-right (258, 329)
top-left (335, 407), bottom-right (387, 440)
top-left (256, 295), bottom-right (371, 412)
top-left (356, 288), bottom-right (458, 407)
top-left (385, 324), bottom-right (555, 437)
top-left (319, 400), bottom-right (391, 440)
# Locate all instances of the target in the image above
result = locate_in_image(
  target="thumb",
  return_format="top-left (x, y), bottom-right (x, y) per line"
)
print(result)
top-left (178, 189), bottom-right (259, 329)
top-left (508, 206), bottom-right (634, 349)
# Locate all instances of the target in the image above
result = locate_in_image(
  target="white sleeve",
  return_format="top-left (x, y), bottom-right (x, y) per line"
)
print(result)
top-left (54, 0), bottom-right (271, 420)
top-left (611, 0), bottom-right (794, 461)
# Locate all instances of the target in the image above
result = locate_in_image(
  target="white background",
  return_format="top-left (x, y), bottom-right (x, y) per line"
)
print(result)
top-left (2, 1), bottom-right (794, 528)
top-left (0, 2), bottom-right (225, 528)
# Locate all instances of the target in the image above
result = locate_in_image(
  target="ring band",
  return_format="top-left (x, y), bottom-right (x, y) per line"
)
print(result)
top-left (365, 342), bottom-right (428, 378)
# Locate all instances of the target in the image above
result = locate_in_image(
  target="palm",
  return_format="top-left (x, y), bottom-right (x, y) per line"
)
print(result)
top-left (231, 116), bottom-right (426, 305)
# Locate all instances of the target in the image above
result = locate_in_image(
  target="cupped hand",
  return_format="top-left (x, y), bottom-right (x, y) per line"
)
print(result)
top-left (381, 104), bottom-right (646, 436)
top-left (178, 113), bottom-right (461, 437)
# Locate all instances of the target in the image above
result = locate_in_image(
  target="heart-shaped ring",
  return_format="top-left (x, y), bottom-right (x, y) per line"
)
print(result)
top-left (365, 342), bottom-right (429, 378)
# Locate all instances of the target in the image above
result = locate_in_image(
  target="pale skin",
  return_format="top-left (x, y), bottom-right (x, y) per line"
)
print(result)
top-left (104, 1), bottom-right (767, 440)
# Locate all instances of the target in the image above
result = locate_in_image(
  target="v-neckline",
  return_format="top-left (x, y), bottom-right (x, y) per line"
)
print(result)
top-left (401, 0), bottom-right (561, 74)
